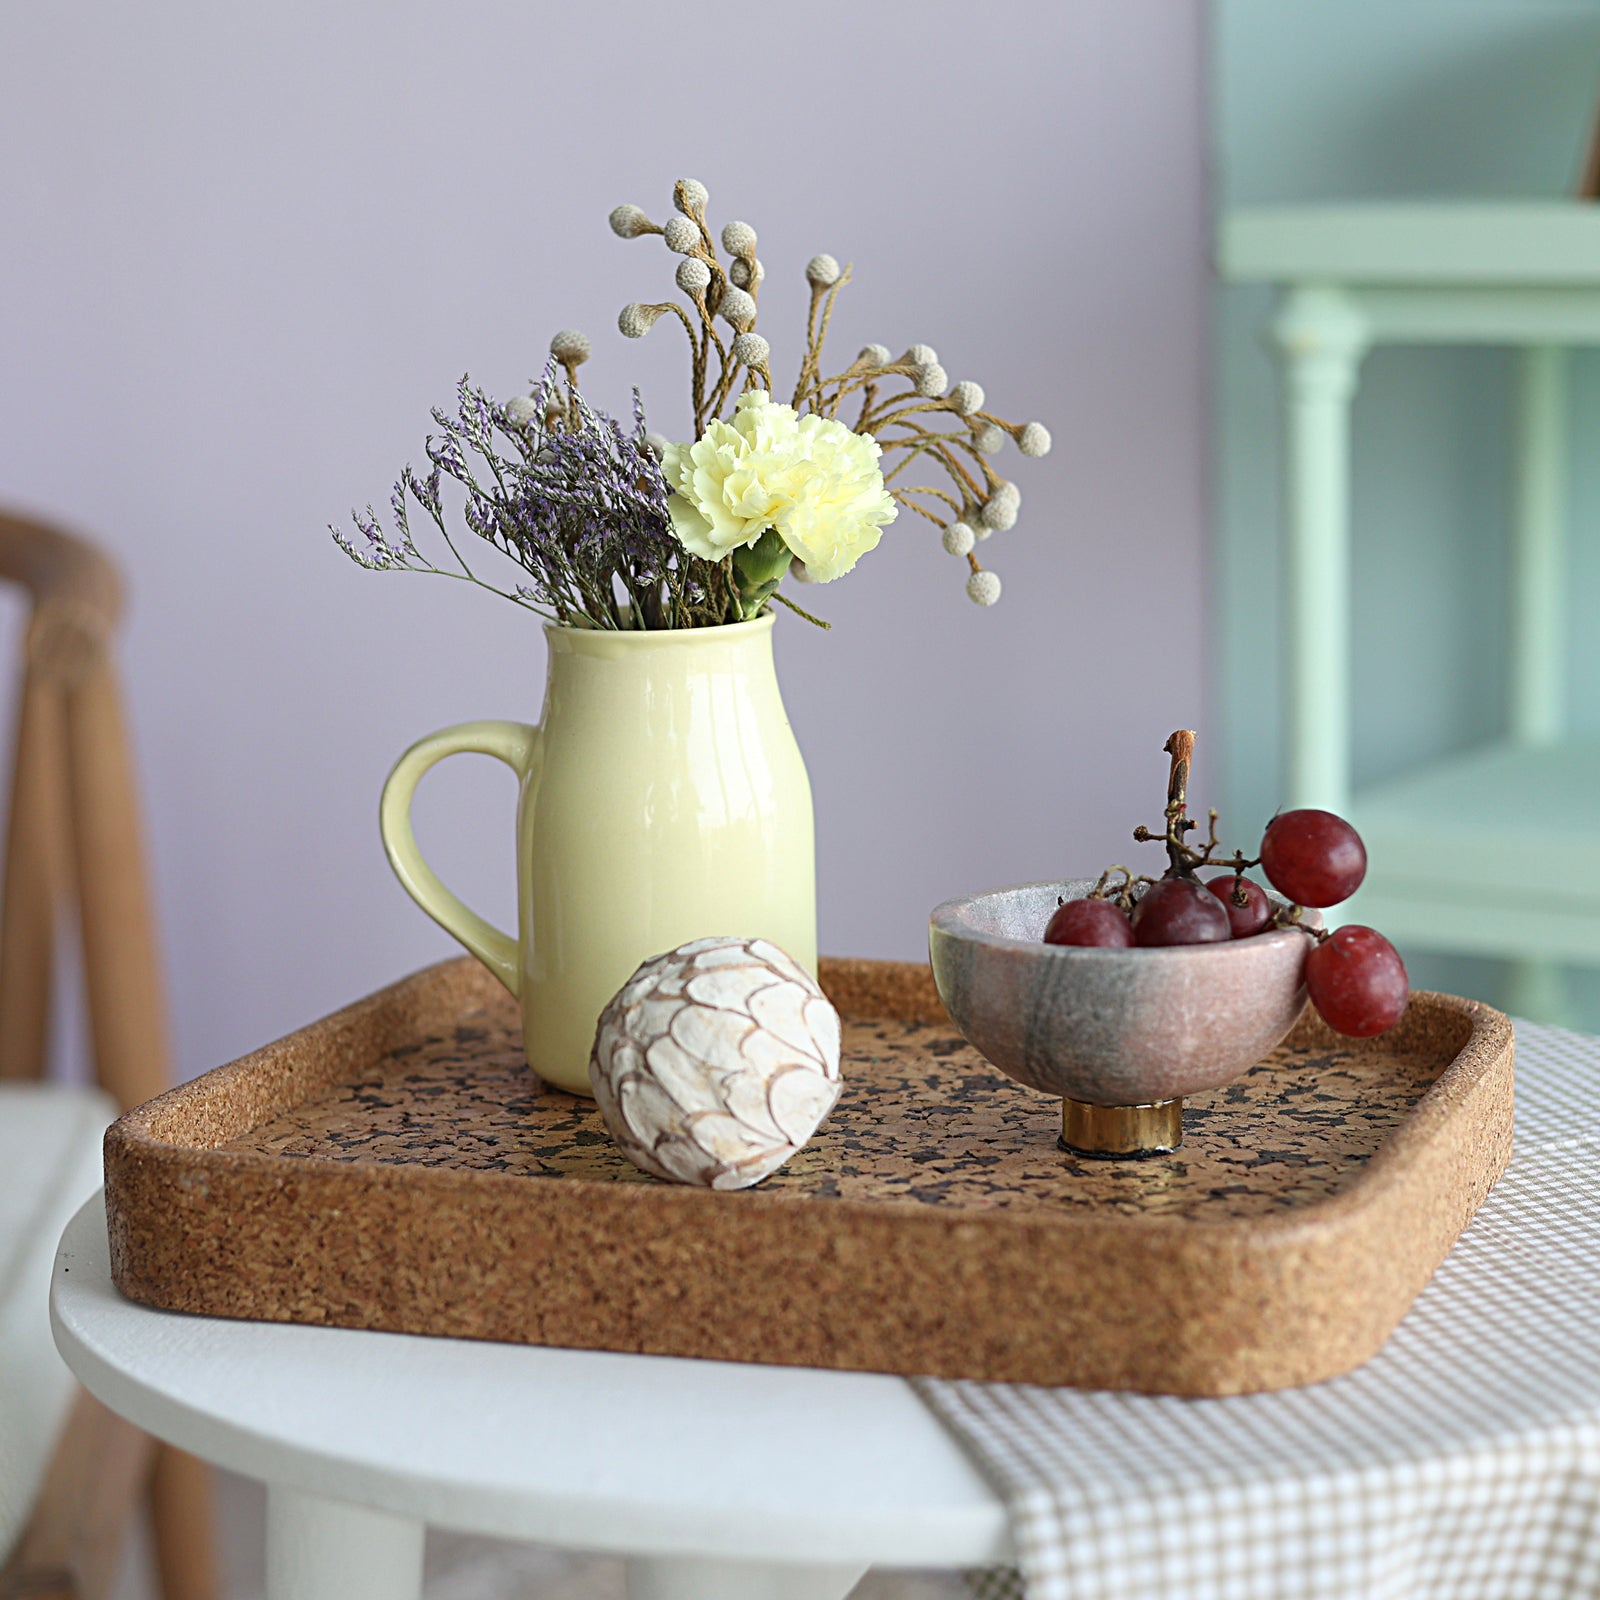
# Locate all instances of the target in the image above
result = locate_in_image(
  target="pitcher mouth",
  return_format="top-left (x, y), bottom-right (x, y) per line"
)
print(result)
top-left (543, 612), bottom-right (776, 649)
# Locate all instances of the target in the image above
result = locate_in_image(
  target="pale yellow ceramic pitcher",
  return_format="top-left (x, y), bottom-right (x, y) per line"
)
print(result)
top-left (379, 614), bottom-right (816, 1096)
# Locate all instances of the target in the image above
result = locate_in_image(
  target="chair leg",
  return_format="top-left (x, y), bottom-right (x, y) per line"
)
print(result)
top-left (0, 1387), bottom-right (154, 1600)
top-left (0, 667), bottom-right (70, 1079)
top-left (148, 1447), bottom-right (220, 1600)
top-left (63, 653), bottom-right (172, 1112)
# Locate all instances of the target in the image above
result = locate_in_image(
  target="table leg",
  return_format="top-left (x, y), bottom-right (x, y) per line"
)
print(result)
top-left (626, 1554), bottom-right (870, 1600)
top-left (1271, 285), bottom-right (1369, 816)
top-left (266, 1484), bottom-right (424, 1600)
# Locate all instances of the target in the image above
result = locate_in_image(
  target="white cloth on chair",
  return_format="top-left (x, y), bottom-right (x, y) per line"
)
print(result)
top-left (0, 1083), bottom-right (115, 1561)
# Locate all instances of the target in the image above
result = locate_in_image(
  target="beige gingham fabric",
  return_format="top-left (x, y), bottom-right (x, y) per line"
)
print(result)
top-left (914, 1020), bottom-right (1600, 1600)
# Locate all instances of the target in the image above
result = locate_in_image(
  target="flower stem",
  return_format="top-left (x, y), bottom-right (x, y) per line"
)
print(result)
top-left (731, 527), bottom-right (791, 614)
top-left (772, 590), bottom-right (831, 629)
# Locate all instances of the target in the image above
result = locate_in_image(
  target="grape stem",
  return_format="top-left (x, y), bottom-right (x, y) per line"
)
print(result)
top-left (1089, 864), bottom-right (1155, 910)
top-left (1105, 729), bottom-right (1326, 931)
top-left (1272, 903), bottom-right (1332, 943)
top-left (1133, 729), bottom-right (1248, 880)
top-left (1125, 728), bottom-right (1275, 898)
top-left (1161, 730), bottom-right (1196, 876)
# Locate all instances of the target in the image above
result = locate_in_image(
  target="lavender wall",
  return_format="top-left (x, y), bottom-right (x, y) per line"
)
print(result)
top-left (0, 1), bottom-right (1207, 1079)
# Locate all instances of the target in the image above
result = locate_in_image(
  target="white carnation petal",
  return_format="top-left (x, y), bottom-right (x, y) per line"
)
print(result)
top-left (665, 493), bottom-right (724, 559)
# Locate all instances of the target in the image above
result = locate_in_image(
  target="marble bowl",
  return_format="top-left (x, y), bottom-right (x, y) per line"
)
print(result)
top-left (928, 880), bottom-right (1316, 1109)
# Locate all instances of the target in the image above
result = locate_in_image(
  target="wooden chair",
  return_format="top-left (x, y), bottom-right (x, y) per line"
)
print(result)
top-left (0, 511), bottom-right (218, 1600)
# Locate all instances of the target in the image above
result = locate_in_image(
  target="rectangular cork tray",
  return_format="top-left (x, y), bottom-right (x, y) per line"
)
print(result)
top-left (104, 956), bottom-right (1514, 1396)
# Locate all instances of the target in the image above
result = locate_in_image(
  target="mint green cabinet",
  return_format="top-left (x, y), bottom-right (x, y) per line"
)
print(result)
top-left (1221, 202), bottom-right (1600, 1005)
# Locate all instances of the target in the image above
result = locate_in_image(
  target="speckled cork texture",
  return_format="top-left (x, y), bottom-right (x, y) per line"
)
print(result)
top-left (104, 957), bottom-right (1514, 1395)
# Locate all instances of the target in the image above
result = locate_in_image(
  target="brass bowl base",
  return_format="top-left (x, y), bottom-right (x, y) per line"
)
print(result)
top-left (1060, 1095), bottom-right (1183, 1159)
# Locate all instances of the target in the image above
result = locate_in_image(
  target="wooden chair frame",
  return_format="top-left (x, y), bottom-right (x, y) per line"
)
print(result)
top-left (0, 511), bottom-right (218, 1600)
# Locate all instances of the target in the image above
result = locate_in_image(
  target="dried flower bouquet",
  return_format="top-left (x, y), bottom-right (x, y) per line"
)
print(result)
top-left (336, 177), bottom-right (1050, 628)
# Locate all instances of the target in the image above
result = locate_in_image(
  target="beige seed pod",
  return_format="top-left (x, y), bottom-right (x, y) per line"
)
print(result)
top-left (590, 936), bottom-right (842, 1190)
top-left (857, 343), bottom-right (892, 368)
top-left (967, 569), bottom-right (1002, 606)
top-left (805, 253), bottom-right (841, 287)
top-left (789, 555), bottom-right (816, 583)
top-left (981, 486), bottom-right (1019, 531)
top-left (721, 219), bottom-right (758, 257)
top-left (609, 204), bottom-right (655, 239)
top-left (914, 362), bottom-right (948, 398)
top-left (675, 257), bottom-right (712, 294)
top-left (942, 521), bottom-right (976, 556)
top-left (675, 178), bottom-right (710, 214)
top-left (973, 423), bottom-right (1005, 454)
top-left (719, 286), bottom-right (758, 331)
top-left (947, 381), bottom-right (985, 415)
top-left (662, 215), bottom-right (700, 254)
top-left (1018, 421), bottom-right (1053, 457)
top-left (903, 343), bottom-right (938, 366)
top-left (549, 329), bottom-right (591, 366)
top-left (729, 257), bottom-right (766, 289)
top-left (642, 432), bottom-right (670, 459)
top-left (732, 332), bottom-right (770, 367)
top-left (618, 302), bottom-right (666, 338)
top-left (504, 395), bottom-right (540, 427)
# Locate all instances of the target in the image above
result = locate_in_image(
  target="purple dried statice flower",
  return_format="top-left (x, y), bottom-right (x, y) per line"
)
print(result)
top-left (354, 505), bottom-right (386, 553)
top-left (333, 360), bottom-right (734, 628)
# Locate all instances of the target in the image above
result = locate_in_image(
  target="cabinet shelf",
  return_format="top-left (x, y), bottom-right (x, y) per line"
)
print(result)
top-left (1347, 737), bottom-right (1600, 963)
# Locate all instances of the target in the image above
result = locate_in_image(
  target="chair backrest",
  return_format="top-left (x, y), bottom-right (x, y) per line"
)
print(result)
top-left (0, 511), bottom-right (172, 1110)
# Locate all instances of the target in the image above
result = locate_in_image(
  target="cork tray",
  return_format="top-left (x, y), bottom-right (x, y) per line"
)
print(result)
top-left (104, 957), bottom-right (1514, 1396)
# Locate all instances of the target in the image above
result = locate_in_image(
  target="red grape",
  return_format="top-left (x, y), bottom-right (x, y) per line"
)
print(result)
top-left (1044, 897), bottom-right (1134, 947)
top-left (1305, 926), bottom-right (1408, 1037)
top-left (1203, 874), bottom-right (1274, 938)
top-left (1130, 878), bottom-right (1232, 947)
top-left (1259, 810), bottom-right (1367, 907)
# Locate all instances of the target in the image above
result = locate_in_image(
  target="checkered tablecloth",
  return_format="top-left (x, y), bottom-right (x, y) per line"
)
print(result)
top-left (913, 1020), bottom-right (1600, 1600)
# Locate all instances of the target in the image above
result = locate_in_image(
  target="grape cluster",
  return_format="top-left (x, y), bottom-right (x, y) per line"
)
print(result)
top-left (1041, 732), bottom-right (1408, 1039)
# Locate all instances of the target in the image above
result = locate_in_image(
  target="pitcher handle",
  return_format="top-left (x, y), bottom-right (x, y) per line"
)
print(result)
top-left (378, 720), bottom-right (543, 997)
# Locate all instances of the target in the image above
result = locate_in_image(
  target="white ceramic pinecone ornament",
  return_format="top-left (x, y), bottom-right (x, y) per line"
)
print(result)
top-left (590, 937), bottom-right (842, 1190)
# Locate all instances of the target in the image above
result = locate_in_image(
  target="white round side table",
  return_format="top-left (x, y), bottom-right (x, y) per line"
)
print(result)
top-left (51, 1198), bottom-right (1011, 1600)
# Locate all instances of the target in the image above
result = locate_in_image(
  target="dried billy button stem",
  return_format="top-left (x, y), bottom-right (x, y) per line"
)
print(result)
top-left (608, 178), bottom-right (1053, 607)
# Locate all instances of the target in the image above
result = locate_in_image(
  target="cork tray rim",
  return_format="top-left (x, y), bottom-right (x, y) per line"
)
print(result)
top-left (102, 956), bottom-right (1516, 1394)
top-left (109, 958), bottom-right (1512, 1241)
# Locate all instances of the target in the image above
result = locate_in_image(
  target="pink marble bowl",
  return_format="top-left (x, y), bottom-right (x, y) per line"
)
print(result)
top-left (928, 880), bottom-right (1317, 1106)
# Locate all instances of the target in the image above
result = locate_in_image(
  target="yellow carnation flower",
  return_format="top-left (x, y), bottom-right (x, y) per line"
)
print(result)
top-left (660, 391), bottom-right (897, 582)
